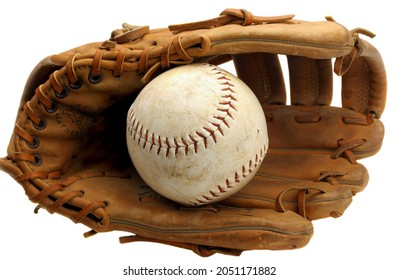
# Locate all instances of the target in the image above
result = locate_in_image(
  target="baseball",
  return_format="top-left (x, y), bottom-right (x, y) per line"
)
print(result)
top-left (126, 63), bottom-right (268, 206)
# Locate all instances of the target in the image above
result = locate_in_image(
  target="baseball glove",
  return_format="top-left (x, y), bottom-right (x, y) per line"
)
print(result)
top-left (0, 9), bottom-right (386, 256)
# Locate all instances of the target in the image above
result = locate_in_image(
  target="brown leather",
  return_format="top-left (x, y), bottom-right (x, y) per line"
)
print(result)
top-left (0, 9), bottom-right (386, 256)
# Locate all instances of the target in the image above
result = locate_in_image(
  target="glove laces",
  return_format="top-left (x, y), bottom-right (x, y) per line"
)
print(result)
top-left (10, 53), bottom-right (125, 229)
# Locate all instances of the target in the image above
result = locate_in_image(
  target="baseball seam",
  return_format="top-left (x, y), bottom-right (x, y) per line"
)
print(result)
top-left (189, 143), bottom-right (267, 206)
top-left (127, 65), bottom-right (238, 157)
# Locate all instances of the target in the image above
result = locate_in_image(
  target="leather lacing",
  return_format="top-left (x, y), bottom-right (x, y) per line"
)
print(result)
top-left (12, 52), bottom-right (128, 229)
top-left (98, 33), bottom-right (212, 83)
top-left (331, 138), bottom-right (367, 164)
top-left (275, 187), bottom-right (327, 219)
top-left (101, 8), bottom-right (294, 83)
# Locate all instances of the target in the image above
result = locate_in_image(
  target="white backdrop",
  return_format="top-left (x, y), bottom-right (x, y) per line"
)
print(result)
top-left (1, 1), bottom-right (397, 279)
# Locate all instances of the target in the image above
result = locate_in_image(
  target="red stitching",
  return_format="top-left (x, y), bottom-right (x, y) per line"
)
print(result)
top-left (189, 144), bottom-right (267, 206)
top-left (127, 65), bottom-right (238, 157)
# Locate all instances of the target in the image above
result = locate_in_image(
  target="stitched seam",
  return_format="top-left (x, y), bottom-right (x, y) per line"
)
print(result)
top-left (190, 143), bottom-right (267, 206)
top-left (127, 66), bottom-right (238, 156)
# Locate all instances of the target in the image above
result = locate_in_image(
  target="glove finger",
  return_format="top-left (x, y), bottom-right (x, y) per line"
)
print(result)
top-left (222, 151), bottom-right (362, 220)
top-left (286, 56), bottom-right (333, 106)
top-left (259, 152), bottom-right (369, 193)
top-left (233, 53), bottom-right (287, 105)
top-left (223, 177), bottom-right (352, 220)
top-left (233, 53), bottom-right (334, 106)
top-left (338, 38), bottom-right (387, 118)
top-left (265, 105), bottom-right (384, 160)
